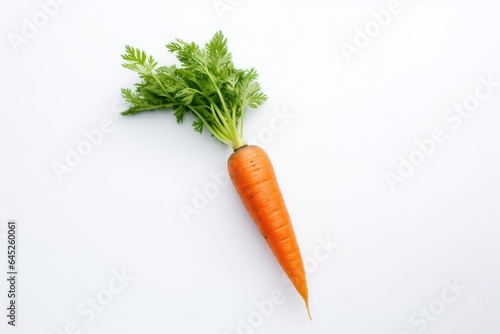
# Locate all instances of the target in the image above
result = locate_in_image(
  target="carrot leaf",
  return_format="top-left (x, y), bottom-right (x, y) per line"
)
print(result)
top-left (120, 31), bottom-right (267, 150)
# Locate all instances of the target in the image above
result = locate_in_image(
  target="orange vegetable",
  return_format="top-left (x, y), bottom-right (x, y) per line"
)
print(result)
top-left (228, 145), bottom-right (310, 319)
top-left (120, 31), bottom-right (311, 318)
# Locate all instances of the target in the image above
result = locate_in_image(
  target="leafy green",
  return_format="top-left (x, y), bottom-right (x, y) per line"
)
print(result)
top-left (120, 31), bottom-right (267, 150)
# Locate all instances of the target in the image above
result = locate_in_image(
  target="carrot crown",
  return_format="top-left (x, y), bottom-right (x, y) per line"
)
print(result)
top-left (120, 31), bottom-right (267, 150)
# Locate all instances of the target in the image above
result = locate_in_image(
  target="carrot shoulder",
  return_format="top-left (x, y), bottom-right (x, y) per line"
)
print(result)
top-left (228, 145), bottom-right (310, 318)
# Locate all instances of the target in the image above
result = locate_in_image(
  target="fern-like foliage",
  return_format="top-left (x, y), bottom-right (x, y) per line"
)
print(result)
top-left (120, 31), bottom-right (267, 150)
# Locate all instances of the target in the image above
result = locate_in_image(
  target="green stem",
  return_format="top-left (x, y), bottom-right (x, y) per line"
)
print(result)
top-left (238, 105), bottom-right (245, 138)
top-left (210, 104), bottom-right (231, 138)
top-left (187, 106), bottom-right (232, 146)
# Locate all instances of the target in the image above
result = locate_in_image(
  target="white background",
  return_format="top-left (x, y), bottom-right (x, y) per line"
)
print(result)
top-left (1, 0), bottom-right (500, 333)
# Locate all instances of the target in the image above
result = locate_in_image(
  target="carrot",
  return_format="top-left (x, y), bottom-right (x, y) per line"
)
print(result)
top-left (120, 31), bottom-right (311, 318)
top-left (228, 145), bottom-right (310, 318)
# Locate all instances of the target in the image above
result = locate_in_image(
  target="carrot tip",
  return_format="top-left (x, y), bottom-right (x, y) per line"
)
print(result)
top-left (305, 301), bottom-right (312, 320)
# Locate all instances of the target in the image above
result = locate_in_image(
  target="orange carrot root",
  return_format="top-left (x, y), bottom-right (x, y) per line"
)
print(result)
top-left (228, 145), bottom-right (311, 319)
